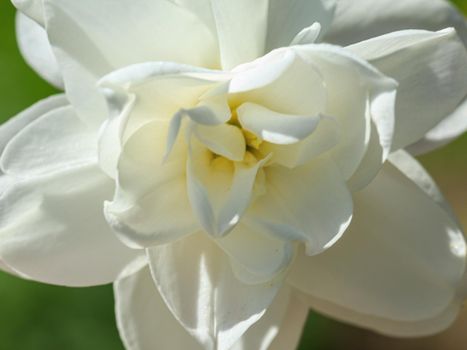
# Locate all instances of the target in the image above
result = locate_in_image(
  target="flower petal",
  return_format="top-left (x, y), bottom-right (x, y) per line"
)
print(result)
top-left (245, 157), bottom-right (353, 256)
top-left (349, 29), bottom-right (467, 150)
top-left (15, 12), bottom-right (63, 88)
top-left (266, 0), bottom-right (336, 51)
top-left (12, 0), bottom-right (44, 25)
top-left (42, 0), bottom-right (219, 126)
top-left (0, 94), bottom-right (67, 154)
top-left (1, 105), bottom-right (96, 177)
top-left (148, 233), bottom-right (282, 350)
top-left (237, 103), bottom-right (321, 145)
top-left (0, 164), bottom-right (139, 286)
top-left (324, 0), bottom-right (467, 46)
top-left (187, 140), bottom-right (269, 237)
top-left (407, 98), bottom-right (467, 155)
top-left (287, 161), bottom-right (466, 329)
top-left (194, 124), bottom-right (246, 162)
top-left (295, 44), bottom-right (397, 180)
top-left (114, 266), bottom-right (203, 350)
top-left (104, 120), bottom-right (198, 249)
top-left (215, 223), bottom-right (294, 284)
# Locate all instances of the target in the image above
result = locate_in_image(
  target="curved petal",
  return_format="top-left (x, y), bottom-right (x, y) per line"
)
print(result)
top-left (215, 223), bottom-right (294, 284)
top-left (237, 103), bottom-right (321, 145)
top-left (349, 29), bottom-right (467, 150)
top-left (266, 0), bottom-right (336, 51)
top-left (114, 266), bottom-right (203, 350)
top-left (12, 0), bottom-right (44, 25)
top-left (287, 161), bottom-right (466, 328)
top-left (295, 44), bottom-right (397, 180)
top-left (324, 0), bottom-right (467, 47)
top-left (42, 0), bottom-right (219, 126)
top-left (0, 94), bottom-right (67, 154)
top-left (147, 232), bottom-right (283, 350)
top-left (407, 98), bottom-right (467, 155)
top-left (187, 139), bottom-right (269, 237)
top-left (16, 12), bottom-right (63, 88)
top-left (0, 164), bottom-right (139, 287)
top-left (1, 105), bottom-right (96, 177)
top-left (104, 120), bottom-right (198, 249)
top-left (245, 157), bottom-right (353, 256)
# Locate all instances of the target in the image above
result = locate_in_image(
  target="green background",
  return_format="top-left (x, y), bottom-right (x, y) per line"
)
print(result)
top-left (0, 1), bottom-right (466, 349)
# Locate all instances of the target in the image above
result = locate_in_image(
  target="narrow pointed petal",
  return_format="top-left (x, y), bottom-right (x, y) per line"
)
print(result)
top-left (148, 233), bottom-right (282, 350)
top-left (349, 29), bottom-right (467, 150)
top-left (287, 161), bottom-right (466, 331)
top-left (16, 12), bottom-right (63, 88)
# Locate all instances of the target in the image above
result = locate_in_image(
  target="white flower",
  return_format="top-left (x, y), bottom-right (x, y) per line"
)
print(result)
top-left (2, 0), bottom-right (467, 349)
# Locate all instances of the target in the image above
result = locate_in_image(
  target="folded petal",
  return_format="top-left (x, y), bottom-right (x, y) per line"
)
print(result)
top-left (114, 266), bottom-right (203, 350)
top-left (12, 0), bottom-right (44, 25)
top-left (215, 223), bottom-right (294, 284)
top-left (237, 103), bottom-right (321, 145)
top-left (0, 164), bottom-right (139, 286)
top-left (287, 161), bottom-right (467, 331)
top-left (15, 12), bottom-right (63, 88)
top-left (0, 94), bottom-right (67, 154)
top-left (1, 105), bottom-right (96, 177)
top-left (104, 120), bottom-right (198, 249)
top-left (42, 0), bottom-right (219, 126)
top-left (407, 98), bottom-right (467, 155)
top-left (349, 29), bottom-right (467, 150)
top-left (187, 140), bottom-right (269, 237)
top-left (325, 0), bottom-right (467, 46)
top-left (245, 157), bottom-right (353, 256)
top-left (148, 233), bottom-right (282, 350)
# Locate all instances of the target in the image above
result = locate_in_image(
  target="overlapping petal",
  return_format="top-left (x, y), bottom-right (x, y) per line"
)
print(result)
top-left (148, 233), bottom-right (283, 350)
top-left (287, 160), bottom-right (466, 332)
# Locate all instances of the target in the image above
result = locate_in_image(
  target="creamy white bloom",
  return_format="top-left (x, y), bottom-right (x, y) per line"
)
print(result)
top-left (2, 0), bottom-right (467, 349)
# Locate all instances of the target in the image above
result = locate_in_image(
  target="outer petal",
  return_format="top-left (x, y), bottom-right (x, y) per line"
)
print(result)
top-left (0, 94), bottom-right (67, 154)
top-left (0, 103), bottom-right (139, 286)
top-left (245, 157), bottom-right (353, 256)
top-left (115, 266), bottom-right (203, 350)
top-left (0, 164), bottom-right (139, 287)
top-left (287, 161), bottom-right (467, 333)
top-left (42, 0), bottom-right (219, 126)
top-left (115, 267), bottom-right (305, 350)
top-left (147, 233), bottom-right (282, 350)
top-left (407, 98), bottom-right (467, 155)
top-left (12, 0), bottom-right (44, 25)
top-left (324, 0), bottom-right (467, 46)
top-left (15, 12), bottom-right (63, 88)
top-left (349, 29), bottom-right (467, 150)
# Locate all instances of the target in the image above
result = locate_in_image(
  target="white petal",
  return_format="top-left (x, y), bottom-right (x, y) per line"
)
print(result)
top-left (187, 140), bottom-right (269, 237)
top-left (15, 12), bottom-right (63, 88)
top-left (105, 120), bottom-right (198, 248)
top-left (407, 98), bottom-right (467, 155)
top-left (237, 103), bottom-right (321, 145)
top-left (266, 0), bottom-right (336, 51)
top-left (195, 124), bottom-right (245, 162)
top-left (287, 162), bottom-right (466, 329)
top-left (12, 0), bottom-right (44, 25)
top-left (0, 164), bottom-right (139, 286)
top-left (114, 266), bottom-right (203, 350)
top-left (1, 105), bottom-right (96, 177)
top-left (324, 0), bottom-right (467, 46)
top-left (349, 29), bottom-right (467, 150)
top-left (295, 44), bottom-right (397, 179)
top-left (43, 0), bottom-right (219, 126)
top-left (215, 224), bottom-right (294, 284)
top-left (290, 22), bottom-right (322, 46)
top-left (245, 157), bottom-right (353, 255)
top-left (232, 286), bottom-right (308, 350)
top-left (148, 233), bottom-right (282, 350)
top-left (0, 94), bottom-right (67, 154)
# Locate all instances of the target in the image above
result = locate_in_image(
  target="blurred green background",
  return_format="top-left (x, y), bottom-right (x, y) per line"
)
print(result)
top-left (0, 1), bottom-right (466, 349)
